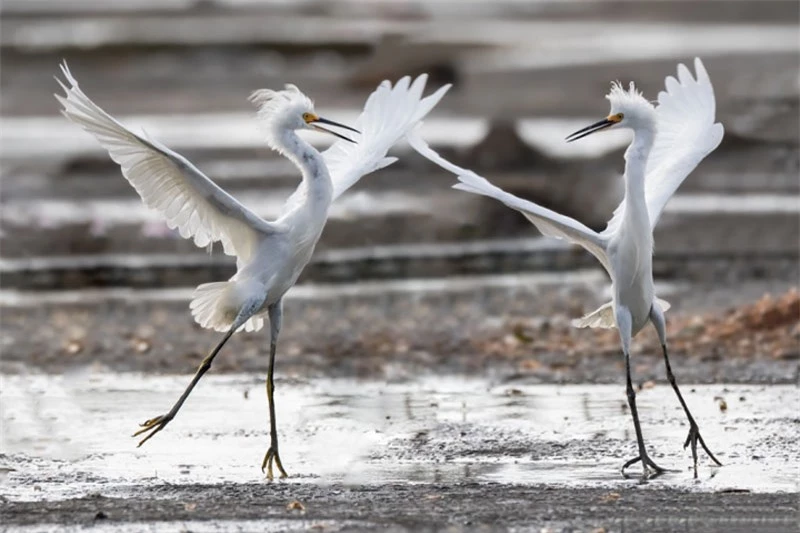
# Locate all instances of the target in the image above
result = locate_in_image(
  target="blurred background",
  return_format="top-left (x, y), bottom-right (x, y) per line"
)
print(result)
top-left (1, 0), bottom-right (798, 378)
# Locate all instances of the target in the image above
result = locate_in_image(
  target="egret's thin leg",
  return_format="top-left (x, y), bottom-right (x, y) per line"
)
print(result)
top-left (134, 327), bottom-right (235, 446)
top-left (617, 307), bottom-right (667, 479)
top-left (650, 306), bottom-right (722, 476)
top-left (261, 301), bottom-right (288, 479)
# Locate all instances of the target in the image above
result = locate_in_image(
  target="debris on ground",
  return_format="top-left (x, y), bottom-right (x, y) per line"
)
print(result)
top-left (480, 287), bottom-right (799, 369)
top-left (1, 285), bottom-right (797, 384)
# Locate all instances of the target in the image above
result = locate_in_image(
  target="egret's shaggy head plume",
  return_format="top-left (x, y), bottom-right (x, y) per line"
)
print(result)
top-left (606, 82), bottom-right (656, 128)
top-left (250, 84), bottom-right (315, 133)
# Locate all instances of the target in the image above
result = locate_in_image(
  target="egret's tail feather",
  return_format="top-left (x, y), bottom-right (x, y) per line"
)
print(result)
top-left (190, 282), bottom-right (236, 332)
top-left (572, 298), bottom-right (672, 329)
top-left (190, 282), bottom-right (266, 333)
top-left (572, 302), bottom-right (616, 329)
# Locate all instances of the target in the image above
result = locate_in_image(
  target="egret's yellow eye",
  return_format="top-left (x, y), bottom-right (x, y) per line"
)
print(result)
top-left (608, 113), bottom-right (624, 123)
top-left (302, 112), bottom-right (318, 123)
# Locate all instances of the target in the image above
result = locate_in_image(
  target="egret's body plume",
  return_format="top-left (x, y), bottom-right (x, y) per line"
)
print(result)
top-left (56, 62), bottom-right (450, 478)
top-left (410, 58), bottom-right (724, 478)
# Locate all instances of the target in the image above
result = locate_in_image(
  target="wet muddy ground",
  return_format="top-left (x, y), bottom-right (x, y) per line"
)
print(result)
top-left (2, 265), bottom-right (797, 531)
top-left (1, 375), bottom-right (798, 531)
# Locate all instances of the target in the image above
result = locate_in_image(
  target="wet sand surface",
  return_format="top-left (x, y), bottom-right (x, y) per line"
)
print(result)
top-left (1, 375), bottom-right (798, 531)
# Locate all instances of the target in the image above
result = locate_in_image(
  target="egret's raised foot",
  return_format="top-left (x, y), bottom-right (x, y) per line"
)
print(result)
top-left (261, 446), bottom-right (288, 480)
top-left (132, 414), bottom-right (173, 447)
top-left (621, 453), bottom-right (671, 480)
top-left (684, 422), bottom-right (722, 473)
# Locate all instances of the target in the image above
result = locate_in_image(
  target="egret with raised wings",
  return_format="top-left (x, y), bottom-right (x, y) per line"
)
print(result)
top-left (56, 62), bottom-right (450, 478)
top-left (409, 58), bottom-right (723, 478)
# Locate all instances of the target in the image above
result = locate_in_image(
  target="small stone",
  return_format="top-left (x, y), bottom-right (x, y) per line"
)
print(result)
top-left (132, 338), bottom-right (151, 353)
top-left (64, 339), bottom-right (83, 355)
top-left (639, 380), bottom-right (656, 391)
top-left (599, 492), bottom-right (620, 504)
top-left (286, 500), bottom-right (306, 513)
top-left (713, 396), bottom-right (728, 412)
top-left (519, 359), bottom-right (542, 371)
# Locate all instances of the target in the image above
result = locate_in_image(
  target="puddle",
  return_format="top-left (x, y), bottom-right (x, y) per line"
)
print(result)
top-left (1, 373), bottom-right (797, 502)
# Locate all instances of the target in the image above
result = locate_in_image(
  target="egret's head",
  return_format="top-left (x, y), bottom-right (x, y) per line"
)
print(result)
top-left (249, 84), bottom-right (358, 142)
top-left (566, 81), bottom-right (655, 142)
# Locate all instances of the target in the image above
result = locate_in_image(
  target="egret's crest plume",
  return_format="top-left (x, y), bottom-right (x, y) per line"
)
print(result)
top-left (606, 81), bottom-right (654, 116)
top-left (249, 84), bottom-right (314, 119)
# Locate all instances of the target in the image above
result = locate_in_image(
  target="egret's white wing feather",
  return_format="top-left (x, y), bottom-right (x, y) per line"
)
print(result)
top-left (408, 129), bottom-right (611, 273)
top-left (282, 75), bottom-right (451, 214)
top-left (56, 62), bottom-right (281, 261)
top-left (604, 58), bottom-right (724, 235)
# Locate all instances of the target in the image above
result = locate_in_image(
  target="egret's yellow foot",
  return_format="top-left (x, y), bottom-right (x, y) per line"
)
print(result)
top-left (261, 446), bottom-right (288, 480)
top-left (133, 414), bottom-right (173, 447)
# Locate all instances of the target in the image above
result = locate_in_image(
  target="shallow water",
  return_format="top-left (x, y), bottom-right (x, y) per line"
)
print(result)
top-left (1, 373), bottom-right (796, 502)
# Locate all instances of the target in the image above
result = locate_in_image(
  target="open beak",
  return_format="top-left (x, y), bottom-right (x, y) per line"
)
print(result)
top-left (566, 117), bottom-right (619, 143)
top-left (310, 116), bottom-right (359, 143)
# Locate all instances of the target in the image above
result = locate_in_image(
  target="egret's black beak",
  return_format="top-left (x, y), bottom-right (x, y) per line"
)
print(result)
top-left (311, 116), bottom-right (359, 143)
top-left (566, 117), bottom-right (618, 143)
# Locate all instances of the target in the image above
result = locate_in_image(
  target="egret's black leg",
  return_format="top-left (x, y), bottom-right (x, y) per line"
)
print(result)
top-left (650, 305), bottom-right (722, 477)
top-left (663, 343), bottom-right (723, 472)
top-left (617, 307), bottom-right (668, 479)
top-left (261, 301), bottom-right (288, 479)
top-left (134, 327), bottom-right (235, 446)
top-left (621, 350), bottom-right (668, 478)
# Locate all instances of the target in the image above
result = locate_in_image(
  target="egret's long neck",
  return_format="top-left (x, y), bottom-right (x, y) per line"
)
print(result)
top-left (622, 126), bottom-right (656, 224)
top-left (273, 128), bottom-right (333, 212)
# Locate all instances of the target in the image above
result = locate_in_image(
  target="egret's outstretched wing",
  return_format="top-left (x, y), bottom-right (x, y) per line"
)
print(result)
top-left (55, 62), bottom-right (281, 261)
top-left (604, 58), bottom-right (724, 235)
top-left (408, 130), bottom-right (611, 273)
top-left (328, 74), bottom-right (452, 199)
top-left (646, 58), bottom-right (724, 227)
top-left (282, 75), bottom-right (451, 214)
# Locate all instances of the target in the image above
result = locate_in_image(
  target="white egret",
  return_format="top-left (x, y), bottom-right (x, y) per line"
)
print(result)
top-left (56, 62), bottom-right (450, 479)
top-left (408, 58), bottom-right (724, 478)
